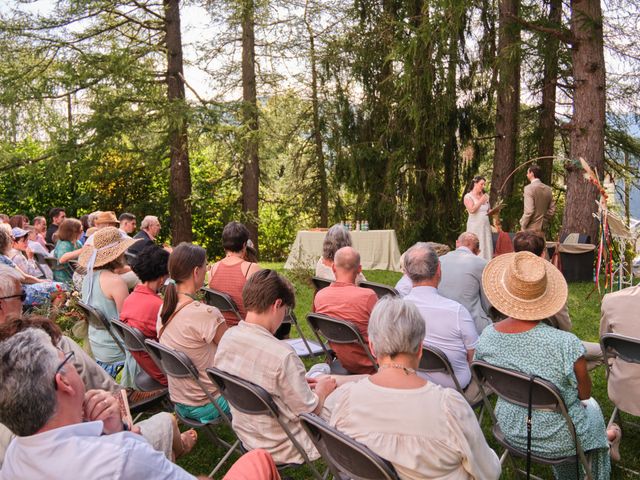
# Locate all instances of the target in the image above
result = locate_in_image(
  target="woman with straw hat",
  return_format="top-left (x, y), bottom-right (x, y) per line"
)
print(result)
top-left (476, 251), bottom-right (621, 479)
top-left (78, 227), bottom-right (140, 387)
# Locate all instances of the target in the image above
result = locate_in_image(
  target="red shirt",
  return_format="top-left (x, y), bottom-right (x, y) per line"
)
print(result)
top-left (208, 261), bottom-right (252, 327)
top-left (119, 284), bottom-right (167, 386)
top-left (313, 281), bottom-right (378, 374)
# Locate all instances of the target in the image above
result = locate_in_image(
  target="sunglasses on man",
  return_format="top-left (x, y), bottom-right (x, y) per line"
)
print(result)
top-left (0, 291), bottom-right (26, 302)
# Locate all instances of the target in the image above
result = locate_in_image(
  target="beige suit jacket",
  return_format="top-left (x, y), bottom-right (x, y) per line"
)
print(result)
top-left (520, 179), bottom-right (555, 232)
top-left (600, 285), bottom-right (640, 416)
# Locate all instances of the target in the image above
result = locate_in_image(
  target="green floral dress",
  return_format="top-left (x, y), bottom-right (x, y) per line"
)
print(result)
top-left (53, 240), bottom-right (81, 283)
top-left (476, 323), bottom-right (610, 480)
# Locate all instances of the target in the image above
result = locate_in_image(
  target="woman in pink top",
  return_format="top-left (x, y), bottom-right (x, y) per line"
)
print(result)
top-left (208, 221), bottom-right (261, 327)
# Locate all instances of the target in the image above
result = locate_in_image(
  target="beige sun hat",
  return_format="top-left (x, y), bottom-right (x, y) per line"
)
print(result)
top-left (482, 251), bottom-right (568, 321)
top-left (94, 211), bottom-right (119, 227)
top-left (78, 226), bottom-right (140, 269)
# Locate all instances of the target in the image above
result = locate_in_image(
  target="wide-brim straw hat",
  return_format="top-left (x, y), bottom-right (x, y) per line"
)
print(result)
top-left (78, 226), bottom-right (140, 269)
top-left (482, 251), bottom-right (567, 321)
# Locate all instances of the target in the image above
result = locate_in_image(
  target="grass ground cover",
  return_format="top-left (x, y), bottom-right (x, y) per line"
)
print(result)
top-left (176, 265), bottom-right (640, 479)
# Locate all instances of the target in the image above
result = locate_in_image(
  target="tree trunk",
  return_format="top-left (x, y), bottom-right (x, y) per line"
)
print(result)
top-left (537, 0), bottom-right (561, 185)
top-left (490, 0), bottom-right (520, 217)
top-left (562, 0), bottom-right (606, 242)
top-left (164, 0), bottom-right (192, 244)
top-left (305, 9), bottom-right (328, 227)
top-left (240, 0), bottom-right (260, 252)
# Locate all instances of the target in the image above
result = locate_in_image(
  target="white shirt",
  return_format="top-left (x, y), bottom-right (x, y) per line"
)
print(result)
top-left (404, 286), bottom-right (478, 389)
top-left (395, 274), bottom-right (412, 297)
top-left (0, 421), bottom-right (195, 480)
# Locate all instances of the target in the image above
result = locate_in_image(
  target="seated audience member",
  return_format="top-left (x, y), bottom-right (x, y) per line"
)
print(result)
top-left (316, 224), bottom-right (365, 283)
top-left (208, 221), bottom-right (261, 328)
top-left (0, 227), bottom-right (66, 307)
top-left (513, 231), bottom-right (602, 369)
top-left (438, 232), bottom-right (492, 333)
top-left (476, 251), bottom-right (620, 479)
top-left (128, 215), bottom-right (164, 256)
top-left (158, 243), bottom-right (230, 423)
top-left (0, 316), bottom-right (196, 466)
top-left (0, 329), bottom-right (203, 479)
top-left (313, 246), bottom-right (378, 374)
top-left (600, 283), bottom-right (640, 417)
top-left (223, 449), bottom-right (281, 480)
top-left (119, 212), bottom-right (137, 237)
top-left (84, 211), bottom-right (124, 246)
top-left (0, 214), bottom-right (9, 223)
top-left (0, 266), bottom-right (119, 395)
top-left (8, 227), bottom-right (42, 278)
top-left (25, 226), bottom-right (53, 279)
top-left (9, 215), bottom-right (27, 229)
top-left (78, 227), bottom-right (140, 386)
top-left (403, 242), bottom-right (479, 399)
top-left (330, 296), bottom-right (501, 479)
top-left (395, 242), bottom-right (451, 297)
top-left (120, 244), bottom-right (170, 386)
top-left (214, 269), bottom-right (338, 465)
top-left (45, 207), bottom-right (66, 245)
top-left (79, 214), bottom-right (91, 244)
top-left (32, 216), bottom-right (48, 248)
top-left (53, 218), bottom-right (85, 283)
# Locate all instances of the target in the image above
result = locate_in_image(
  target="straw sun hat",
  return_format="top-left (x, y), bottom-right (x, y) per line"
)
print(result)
top-left (78, 227), bottom-right (140, 269)
top-left (482, 251), bottom-right (568, 321)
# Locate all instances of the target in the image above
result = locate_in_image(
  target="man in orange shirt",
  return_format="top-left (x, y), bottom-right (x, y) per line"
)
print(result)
top-left (313, 246), bottom-right (378, 374)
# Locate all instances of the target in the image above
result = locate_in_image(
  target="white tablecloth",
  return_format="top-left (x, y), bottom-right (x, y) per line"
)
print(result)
top-left (284, 230), bottom-right (402, 271)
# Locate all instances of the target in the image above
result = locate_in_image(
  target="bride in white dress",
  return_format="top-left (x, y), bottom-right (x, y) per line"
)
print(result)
top-left (463, 176), bottom-right (493, 261)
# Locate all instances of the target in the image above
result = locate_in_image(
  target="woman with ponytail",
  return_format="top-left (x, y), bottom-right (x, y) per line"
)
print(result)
top-left (157, 242), bottom-right (230, 423)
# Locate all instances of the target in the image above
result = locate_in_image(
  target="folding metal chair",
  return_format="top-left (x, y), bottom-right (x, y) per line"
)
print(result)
top-left (206, 367), bottom-right (324, 480)
top-left (76, 301), bottom-right (126, 356)
top-left (600, 333), bottom-right (640, 430)
top-left (311, 276), bottom-right (332, 292)
top-left (420, 345), bottom-right (485, 417)
top-left (144, 340), bottom-right (240, 477)
top-left (201, 287), bottom-right (243, 324)
top-left (306, 312), bottom-right (378, 375)
top-left (110, 319), bottom-right (168, 391)
top-left (471, 360), bottom-right (593, 480)
top-left (124, 251), bottom-right (138, 266)
top-left (358, 280), bottom-right (399, 299)
top-left (299, 412), bottom-right (400, 480)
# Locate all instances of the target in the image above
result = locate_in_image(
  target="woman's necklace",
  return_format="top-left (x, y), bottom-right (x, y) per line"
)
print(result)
top-left (378, 363), bottom-right (417, 375)
top-left (177, 291), bottom-right (197, 300)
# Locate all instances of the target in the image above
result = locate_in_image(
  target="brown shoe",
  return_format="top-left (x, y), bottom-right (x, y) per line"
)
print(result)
top-left (127, 388), bottom-right (167, 408)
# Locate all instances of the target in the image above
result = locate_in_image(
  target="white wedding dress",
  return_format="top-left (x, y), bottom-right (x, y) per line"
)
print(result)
top-left (465, 193), bottom-right (493, 261)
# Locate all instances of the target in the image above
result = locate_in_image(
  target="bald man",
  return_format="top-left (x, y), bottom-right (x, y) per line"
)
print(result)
top-left (438, 232), bottom-right (491, 334)
top-left (313, 247), bottom-right (378, 374)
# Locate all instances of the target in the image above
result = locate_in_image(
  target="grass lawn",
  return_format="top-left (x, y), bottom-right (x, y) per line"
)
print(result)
top-left (176, 264), bottom-right (640, 479)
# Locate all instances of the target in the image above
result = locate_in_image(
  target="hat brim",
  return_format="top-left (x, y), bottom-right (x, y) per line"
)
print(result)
top-left (482, 253), bottom-right (568, 321)
top-left (78, 237), bottom-right (141, 269)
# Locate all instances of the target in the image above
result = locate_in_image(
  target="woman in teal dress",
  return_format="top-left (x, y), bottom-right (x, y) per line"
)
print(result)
top-left (53, 218), bottom-right (84, 283)
top-left (476, 251), bottom-right (621, 480)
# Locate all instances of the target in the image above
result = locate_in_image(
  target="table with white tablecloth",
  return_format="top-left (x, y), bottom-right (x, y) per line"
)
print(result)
top-left (284, 230), bottom-right (402, 272)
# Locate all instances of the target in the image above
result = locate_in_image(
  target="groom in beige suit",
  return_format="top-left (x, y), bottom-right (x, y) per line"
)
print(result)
top-left (520, 164), bottom-right (556, 232)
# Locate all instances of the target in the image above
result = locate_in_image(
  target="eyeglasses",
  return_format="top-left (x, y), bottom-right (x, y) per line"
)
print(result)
top-left (0, 290), bottom-right (26, 302)
top-left (53, 351), bottom-right (76, 390)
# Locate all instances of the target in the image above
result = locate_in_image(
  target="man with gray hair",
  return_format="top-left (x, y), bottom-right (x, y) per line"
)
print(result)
top-left (438, 232), bottom-right (492, 334)
top-left (0, 329), bottom-right (201, 480)
top-left (313, 246), bottom-right (379, 374)
top-left (128, 215), bottom-right (167, 257)
top-left (403, 243), bottom-right (479, 399)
